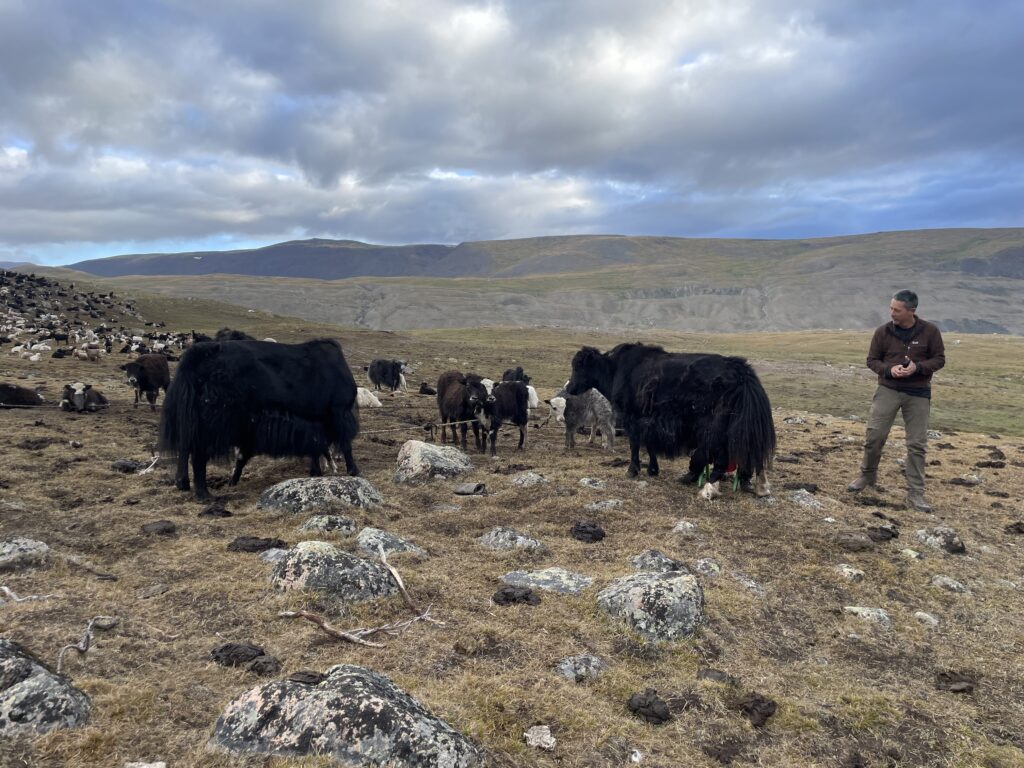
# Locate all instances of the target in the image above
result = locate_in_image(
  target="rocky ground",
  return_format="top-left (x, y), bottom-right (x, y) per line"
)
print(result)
top-left (1, 303), bottom-right (1023, 767)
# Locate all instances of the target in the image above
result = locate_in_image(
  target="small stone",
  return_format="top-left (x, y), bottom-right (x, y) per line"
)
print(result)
top-left (510, 471), bottom-right (548, 487)
top-left (836, 531), bottom-right (874, 552)
top-left (948, 474), bottom-right (982, 487)
top-left (69, 440), bottom-right (83, 449)
top-left (453, 482), bottom-right (487, 496)
top-left (913, 611), bottom-right (939, 626)
top-left (837, 564), bottom-right (865, 582)
top-left (141, 521), bottom-right (176, 536)
top-left (571, 521), bottom-right (605, 543)
top-left (783, 415), bottom-right (806, 425)
top-left (695, 557), bottom-right (721, 578)
top-left (916, 527), bottom-right (966, 554)
top-left (822, 516), bottom-right (836, 524)
top-left (501, 567), bottom-right (593, 595)
top-left (124, 762), bottom-right (167, 768)
top-left (356, 527), bottom-right (427, 558)
top-left (0, 537), bottom-right (50, 571)
top-left (931, 575), bottom-right (969, 593)
top-left (579, 477), bottom-right (606, 489)
top-left (556, 654), bottom-right (607, 682)
top-left (584, 499), bottom-right (623, 512)
top-left (524, 724), bottom-right (556, 751)
top-left (631, 549), bottom-right (688, 573)
top-left (789, 489), bottom-right (823, 509)
top-left (775, 453), bottom-right (800, 463)
top-left (927, 430), bottom-right (942, 439)
top-left (901, 548), bottom-right (924, 560)
top-left (843, 606), bottom-right (892, 629)
top-left (672, 520), bottom-right (698, 534)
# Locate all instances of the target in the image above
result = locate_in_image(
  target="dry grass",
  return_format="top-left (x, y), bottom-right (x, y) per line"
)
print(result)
top-left (2, 303), bottom-right (1024, 767)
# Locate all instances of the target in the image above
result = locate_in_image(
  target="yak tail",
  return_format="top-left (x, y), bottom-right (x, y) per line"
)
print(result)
top-left (726, 359), bottom-right (777, 476)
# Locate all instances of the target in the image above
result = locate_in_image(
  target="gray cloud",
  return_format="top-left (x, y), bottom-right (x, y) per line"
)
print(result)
top-left (1, 0), bottom-right (1022, 264)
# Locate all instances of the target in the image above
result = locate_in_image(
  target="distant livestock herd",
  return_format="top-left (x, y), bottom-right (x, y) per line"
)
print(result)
top-left (3, 275), bottom-right (778, 501)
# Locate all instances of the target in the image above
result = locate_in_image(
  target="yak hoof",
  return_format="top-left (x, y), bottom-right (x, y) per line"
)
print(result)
top-left (647, 466), bottom-right (659, 477)
top-left (699, 482), bottom-right (721, 500)
top-left (627, 465), bottom-right (640, 478)
top-left (175, 479), bottom-right (190, 492)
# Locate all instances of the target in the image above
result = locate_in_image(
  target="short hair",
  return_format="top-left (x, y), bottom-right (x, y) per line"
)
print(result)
top-left (892, 289), bottom-right (918, 310)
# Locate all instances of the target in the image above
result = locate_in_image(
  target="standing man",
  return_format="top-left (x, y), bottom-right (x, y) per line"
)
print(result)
top-left (847, 290), bottom-right (946, 512)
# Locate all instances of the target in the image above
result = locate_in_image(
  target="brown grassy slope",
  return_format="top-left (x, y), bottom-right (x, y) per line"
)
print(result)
top-left (1, 304), bottom-right (1023, 767)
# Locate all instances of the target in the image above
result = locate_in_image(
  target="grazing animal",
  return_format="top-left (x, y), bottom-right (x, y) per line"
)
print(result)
top-left (214, 328), bottom-right (255, 341)
top-left (418, 382), bottom-right (437, 396)
top-left (366, 358), bottom-right (405, 392)
top-left (525, 384), bottom-right (540, 409)
top-left (59, 382), bottom-right (108, 413)
top-left (436, 370), bottom-right (487, 450)
top-left (356, 387), bottom-right (382, 408)
top-left (546, 390), bottom-right (615, 450)
top-left (480, 378), bottom-right (495, 395)
top-left (0, 383), bottom-right (43, 408)
top-left (477, 380), bottom-right (529, 456)
top-left (159, 338), bottom-right (360, 500)
top-left (501, 366), bottom-right (531, 385)
top-left (120, 353), bottom-right (171, 411)
top-left (567, 343), bottom-right (775, 498)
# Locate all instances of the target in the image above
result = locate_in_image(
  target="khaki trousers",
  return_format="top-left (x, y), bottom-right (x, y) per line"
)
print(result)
top-left (860, 385), bottom-right (931, 494)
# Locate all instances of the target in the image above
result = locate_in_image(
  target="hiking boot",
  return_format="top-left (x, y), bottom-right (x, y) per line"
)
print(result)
top-left (847, 474), bottom-right (876, 492)
top-left (905, 493), bottom-right (934, 513)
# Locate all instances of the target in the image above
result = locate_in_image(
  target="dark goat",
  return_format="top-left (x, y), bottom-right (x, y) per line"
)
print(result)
top-left (478, 380), bottom-right (529, 456)
top-left (120, 353), bottom-right (171, 411)
top-left (436, 370), bottom-right (486, 450)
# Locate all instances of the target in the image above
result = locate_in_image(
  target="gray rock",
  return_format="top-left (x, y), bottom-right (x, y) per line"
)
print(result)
top-left (672, 520), bottom-right (698, 534)
top-left (453, 482), bottom-right (486, 496)
top-left (298, 515), bottom-right (357, 535)
top-left (0, 639), bottom-right (90, 734)
top-left (836, 532), bottom-right (875, 552)
top-left (597, 572), bottom-right (705, 641)
top-left (0, 537), bottom-right (50, 571)
top-left (208, 664), bottom-right (483, 766)
top-left (915, 527), bottom-right (966, 554)
top-left (789, 489), bottom-right (823, 510)
top-left (927, 430), bottom-right (942, 439)
top-left (258, 548), bottom-right (289, 564)
top-left (842, 606), bottom-right (892, 630)
top-left (258, 477), bottom-right (381, 514)
top-left (731, 572), bottom-right (765, 596)
top-left (555, 654), bottom-right (607, 682)
top-left (477, 527), bottom-right (545, 553)
top-left (695, 557), bottom-right (721, 578)
top-left (579, 477), bottom-right (605, 489)
top-left (931, 575), bottom-right (970, 593)
top-left (914, 611), bottom-right (940, 626)
top-left (783, 415), bottom-right (807, 425)
top-left (356, 527), bottom-right (427, 558)
top-left (901, 548), bottom-right (924, 560)
top-left (836, 564), bottom-right (865, 582)
top-left (630, 550), bottom-right (688, 573)
top-left (270, 541), bottom-right (398, 602)
top-left (394, 440), bottom-right (473, 485)
top-left (501, 567), bottom-right (593, 595)
top-left (510, 471), bottom-right (548, 487)
top-left (584, 499), bottom-right (623, 512)
top-left (523, 724), bottom-right (556, 751)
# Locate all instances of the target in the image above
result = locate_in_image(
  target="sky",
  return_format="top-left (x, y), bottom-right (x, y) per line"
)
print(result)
top-left (1, 0), bottom-right (1023, 266)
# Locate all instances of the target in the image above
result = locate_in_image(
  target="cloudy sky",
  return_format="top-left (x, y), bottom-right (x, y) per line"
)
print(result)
top-left (2, 0), bottom-right (1023, 265)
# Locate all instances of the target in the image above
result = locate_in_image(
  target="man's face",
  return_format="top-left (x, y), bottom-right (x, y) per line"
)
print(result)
top-left (889, 299), bottom-right (915, 327)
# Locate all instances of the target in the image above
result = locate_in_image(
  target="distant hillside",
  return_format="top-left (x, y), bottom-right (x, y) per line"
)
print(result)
top-left (27, 229), bottom-right (1024, 334)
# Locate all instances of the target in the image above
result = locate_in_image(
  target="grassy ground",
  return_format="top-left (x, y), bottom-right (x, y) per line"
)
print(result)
top-left (1, 298), bottom-right (1023, 767)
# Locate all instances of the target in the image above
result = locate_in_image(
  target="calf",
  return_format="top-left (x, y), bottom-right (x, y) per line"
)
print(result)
top-left (546, 389), bottom-right (615, 450)
top-left (501, 366), bottom-right (531, 384)
top-left (436, 370), bottom-right (487, 450)
top-left (477, 380), bottom-right (529, 456)
top-left (59, 382), bottom-right (108, 412)
top-left (0, 383), bottom-right (43, 408)
top-left (120, 353), bottom-right (171, 411)
top-left (418, 382), bottom-right (437, 396)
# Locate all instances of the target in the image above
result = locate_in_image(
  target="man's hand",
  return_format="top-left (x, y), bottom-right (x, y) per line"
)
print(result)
top-left (892, 361), bottom-right (918, 378)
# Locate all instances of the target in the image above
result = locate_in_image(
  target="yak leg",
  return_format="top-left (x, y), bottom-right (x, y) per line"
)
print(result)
top-left (229, 449), bottom-right (252, 486)
top-left (175, 451), bottom-right (191, 491)
top-left (754, 469), bottom-right (771, 497)
top-left (340, 443), bottom-right (360, 477)
top-left (133, 388), bottom-right (140, 408)
top-left (679, 451), bottom-right (705, 485)
top-left (308, 454), bottom-right (323, 477)
top-left (646, 444), bottom-right (660, 476)
top-left (473, 422), bottom-right (483, 452)
top-left (192, 448), bottom-right (211, 501)
top-left (146, 390), bottom-right (158, 411)
top-left (489, 428), bottom-right (498, 457)
top-left (628, 438), bottom-right (642, 477)
top-left (565, 426), bottom-right (574, 450)
top-left (459, 422), bottom-right (468, 450)
top-left (700, 455), bottom-right (729, 499)
top-left (517, 424), bottom-right (526, 450)
top-left (588, 425), bottom-right (597, 444)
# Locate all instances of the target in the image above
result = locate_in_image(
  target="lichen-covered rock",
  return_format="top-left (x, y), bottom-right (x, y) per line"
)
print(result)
top-left (931, 575), bottom-right (970, 593)
top-left (270, 541), bottom-right (397, 602)
top-left (789, 489), bottom-right (823, 510)
top-left (356, 527), bottom-right (427, 558)
top-left (836, 564), bottom-right (865, 582)
top-left (630, 550), bottom-right (689, 574)
top-left (208, 664), bottom-right (484, 766)
top-left (501, 567), bottom-right (593, 595)
top-left (555, 654), bottom-right (607, 682)
top-left (695, 557), bottom-right (721, 578)
top-left (0, 639), bottom-right (90, 734)
top-left (394, 441), bottom-right (473, 485)
top-left (477, 527), bottom-right (545, 553)
top-left (597, 572), bottom-right (705, 641)
top-left (0, 537), bottom-right (50, 571)
top-left (916, 527), bottom-right (967, 554)
top-left (299, 515), bottom-right (357, 535)
top-left (843, 606), bottom-right (892, 630)
top-left (258, 477), bottom-right (382, 514)
top-left (510, 471), bottom-right (548, 487)
top-left (584, 499), bottom-right (623, 512)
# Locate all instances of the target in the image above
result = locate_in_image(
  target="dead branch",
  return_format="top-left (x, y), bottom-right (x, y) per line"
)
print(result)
top-left (278, 610), bottom-right (385, 648)
top-left (1, 586), bottom-right (59, 603)
top-left (350, 605), bottom-right (443, 639)
top-left (136, 454), bottom-right (160, 475)
top-left (59, 553), bottom-right (118, 581)
top-left (377, 548), bottom-right (445, 627)
top-left (56, 615), bottom-right (120, 675)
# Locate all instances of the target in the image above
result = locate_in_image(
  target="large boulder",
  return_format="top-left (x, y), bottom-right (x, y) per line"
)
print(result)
top-left (501, 567), bottom-right (593, 595)
top-left (0, 537), bottom-right (50, 572)
top-left (258, 477), bottom-right (382, 515)
top-left (270, 541), bottom-right (397, 602)
top-left (208, 665), bottom-right (484, 766)
top-left (597, 572), bottom-right (705, 641)
top-left (0, 639), bottom-right (90, 734)
top-left (394, 441), bottom-right (473, 485)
